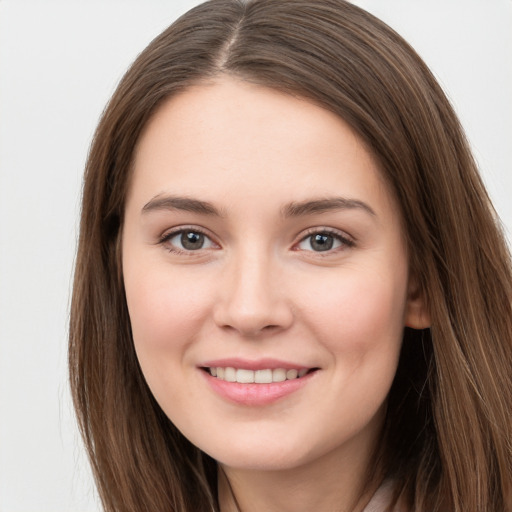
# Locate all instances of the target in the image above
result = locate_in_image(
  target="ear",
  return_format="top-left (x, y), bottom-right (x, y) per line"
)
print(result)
top-left (404, 275), bottom-right (431, 329)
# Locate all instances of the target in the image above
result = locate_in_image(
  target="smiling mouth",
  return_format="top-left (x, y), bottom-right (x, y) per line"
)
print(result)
top-left (202, 367), bottom-right (318, 384)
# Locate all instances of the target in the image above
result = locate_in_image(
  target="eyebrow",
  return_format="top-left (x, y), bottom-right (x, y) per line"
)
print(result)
top-left (142, 195), bottom-right (223, 216)
top-left (282, 197), bottom-right (376, 218)
top-left (141, 194), bottom-right (375, 218)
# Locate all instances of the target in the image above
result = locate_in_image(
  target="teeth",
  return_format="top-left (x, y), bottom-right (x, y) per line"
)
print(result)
top-left (236, 368), bottom-right (254, 383)
top-left (208, 367), bottom-right (311, 383)
top-left (255, 369), bottom-right (272, 383)
top-left (286, 369), bottom-right (298, 380)
top-left (224, 367), bottom-right (236, 382)
top-left (272, 368), bottom-right (286, 382)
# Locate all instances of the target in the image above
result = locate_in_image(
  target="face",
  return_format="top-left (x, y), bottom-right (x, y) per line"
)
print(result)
top-left (122, 77), bottom-right (427, 473)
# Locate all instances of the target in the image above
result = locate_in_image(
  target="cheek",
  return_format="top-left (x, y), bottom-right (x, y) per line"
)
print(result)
top-left (301, 267), bottom-right (408, 358)
top-left (124, 266), bottom-right (213, 355)
top-left (295, 269), bottom-right (408, 439)
top-left (123, 266), bottom-right (216, 417)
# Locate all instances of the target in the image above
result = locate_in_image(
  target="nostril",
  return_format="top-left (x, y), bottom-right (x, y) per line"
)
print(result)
top-left (212, 288), bottom-right (294, 336)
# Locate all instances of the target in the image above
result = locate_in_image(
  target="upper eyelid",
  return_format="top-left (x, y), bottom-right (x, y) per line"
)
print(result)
top-left (156, 225), bottom-right (354, 250)
top-left (292, 228), bottom-right (356, 254)
top-left (295, 226), bottom-right (355, 243)
top-left (158, 227), bottom-right (219, 256)
top-left (159, 225), bottom-right (216, 243)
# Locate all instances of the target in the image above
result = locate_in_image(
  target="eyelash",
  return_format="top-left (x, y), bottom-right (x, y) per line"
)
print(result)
top-left (295, 228), bottom-right (355, 254)
top-left (158, 227), bottom-right (355, 255)
top-left (158, 226), bottom-right (217, 255)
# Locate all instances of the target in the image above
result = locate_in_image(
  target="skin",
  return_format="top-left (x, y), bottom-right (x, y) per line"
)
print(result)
top-left (122, 76), bottom-right (429, 512)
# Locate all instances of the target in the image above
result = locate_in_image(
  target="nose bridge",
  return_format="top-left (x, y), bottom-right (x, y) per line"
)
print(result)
top-left (214, 243), bottom-right (292, 336)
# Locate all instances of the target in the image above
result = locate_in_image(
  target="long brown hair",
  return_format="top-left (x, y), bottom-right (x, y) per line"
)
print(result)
top-left (69, 1), bottom-right (512, 510)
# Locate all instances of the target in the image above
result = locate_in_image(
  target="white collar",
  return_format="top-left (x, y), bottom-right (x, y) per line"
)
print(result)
top-left (362, 480), bottom-right (396, 512)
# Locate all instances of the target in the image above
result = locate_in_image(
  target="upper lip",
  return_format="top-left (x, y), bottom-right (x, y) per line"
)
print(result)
top-left (199, 358), bottom-right (314, 371)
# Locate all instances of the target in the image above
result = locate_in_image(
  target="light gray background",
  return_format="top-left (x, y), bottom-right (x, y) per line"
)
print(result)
top-left (0, 1), bottom-right (510, 511)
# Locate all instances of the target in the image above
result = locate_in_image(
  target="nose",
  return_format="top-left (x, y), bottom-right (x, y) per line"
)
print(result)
top-left (213, 251), bottom-right (294, 338)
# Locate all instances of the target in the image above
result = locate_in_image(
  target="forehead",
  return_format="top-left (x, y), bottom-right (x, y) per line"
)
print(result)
top-left (129, 77), bottom-right (396, 218)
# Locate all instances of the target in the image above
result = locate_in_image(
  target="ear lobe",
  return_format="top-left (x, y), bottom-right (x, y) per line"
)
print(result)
top-left (404, 277), bottom-right (431, 329)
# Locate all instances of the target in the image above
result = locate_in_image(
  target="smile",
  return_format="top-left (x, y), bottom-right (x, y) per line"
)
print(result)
top-left (202, 366), bottom-right (318, 406)
top-left (199, 359), bottom-right (319, 405)
top-left (207, 367), bottom-right (310, 383)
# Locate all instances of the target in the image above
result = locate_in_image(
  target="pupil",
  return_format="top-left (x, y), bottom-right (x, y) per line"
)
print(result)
top-left (181, 231), bottom-right (204, 250)
top-left (311, 234), bottom-right (333, 251)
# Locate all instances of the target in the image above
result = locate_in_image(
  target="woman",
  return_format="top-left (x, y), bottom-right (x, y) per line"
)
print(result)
top-left (69, 1), bottom-right (512, 510)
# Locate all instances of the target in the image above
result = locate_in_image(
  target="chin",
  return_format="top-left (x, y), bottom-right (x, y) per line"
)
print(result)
top-left (192, 431), bottom-right (304, 471)
top-left (200, 431), bottom-right (336, 473)
top-left (215, 451), bottom-right (309, 472)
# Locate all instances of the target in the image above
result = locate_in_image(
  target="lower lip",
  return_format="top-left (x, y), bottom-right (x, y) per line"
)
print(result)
top-left (201, 370), bottom-right (315, 406)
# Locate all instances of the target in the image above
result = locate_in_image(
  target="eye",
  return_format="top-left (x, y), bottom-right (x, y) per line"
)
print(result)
top-left (297, 230), bottom-right (353, 252)
top-left (161, 229), bottom-right (216, 252)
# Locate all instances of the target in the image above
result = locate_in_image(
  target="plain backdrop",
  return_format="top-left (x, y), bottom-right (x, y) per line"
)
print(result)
top-left (0, 1), bottom-right (510, 511)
